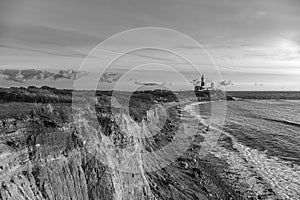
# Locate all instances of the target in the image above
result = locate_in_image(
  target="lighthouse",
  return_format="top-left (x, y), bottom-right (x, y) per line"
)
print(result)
top-left (200, 75), bottom-right (205, 90)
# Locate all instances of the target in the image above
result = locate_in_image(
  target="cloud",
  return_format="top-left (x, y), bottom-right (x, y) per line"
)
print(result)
top-left (190, 77), bottom-right (212, 86)
top-left (219, 80), bottom-right (233, 86)
top-left (0, 24), bottom-right (103, 58)
top-left (0, 69), bottom-right (89, 83)
top-left (99, 72), bottom-right (122, 83)
top-left (53, 70), bottom-right (89, 80)
top-left (99, 74), bottom-right (174, 86)
top-left (0, 44), bottom-right (87, 58)
top-left (131, 79), bottom-right (172, 86)
top-left (254, 82), bottom-right (264, 86)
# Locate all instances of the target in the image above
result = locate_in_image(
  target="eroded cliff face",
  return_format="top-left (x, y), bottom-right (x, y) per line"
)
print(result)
top-left (0, 106), bottom-right (158, 200)
top-left (0, 115), bottom-right (109, 200)
top-left (0, 104), bottom-right (239, 200)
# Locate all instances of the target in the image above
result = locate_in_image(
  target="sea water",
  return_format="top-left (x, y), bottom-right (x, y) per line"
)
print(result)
top-left (185, 99), bottom-right (300, 199)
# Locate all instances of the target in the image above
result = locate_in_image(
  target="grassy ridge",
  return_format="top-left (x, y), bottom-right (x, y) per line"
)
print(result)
top-left (0, 87), bottom-right (179, 122)
top-left (0, 86), bottom-right (72, 103)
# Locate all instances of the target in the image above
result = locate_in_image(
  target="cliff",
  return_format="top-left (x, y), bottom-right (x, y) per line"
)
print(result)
top-left (0, 102), bottom-right (241, 200)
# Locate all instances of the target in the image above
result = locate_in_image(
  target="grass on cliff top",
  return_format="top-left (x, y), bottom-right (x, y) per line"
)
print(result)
top-left (0, 102), bottom-right (72, 121)
top-left (0, 102), bottom-right (34, 119)
top-left (0, 89), bottom-right (181, 123)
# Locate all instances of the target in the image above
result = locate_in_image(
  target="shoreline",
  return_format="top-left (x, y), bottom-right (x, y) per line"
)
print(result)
top-left (185, 101), bottom-right (300, 199)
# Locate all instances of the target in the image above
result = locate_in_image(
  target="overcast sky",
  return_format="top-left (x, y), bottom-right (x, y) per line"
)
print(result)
top-left (0, 0), bottom-right (299, 90)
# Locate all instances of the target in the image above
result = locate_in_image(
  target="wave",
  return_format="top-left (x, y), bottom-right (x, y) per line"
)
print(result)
top-left (185, 102), bottom-right (300, 199)
top-left (231, 103), bottom-right (300, 128)
top-left (259, 117), bottom-right (300, 127)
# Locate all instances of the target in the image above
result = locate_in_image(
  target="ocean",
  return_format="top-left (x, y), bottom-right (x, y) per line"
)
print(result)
top-left (185, 97), bottom-right (300, 199)
top-left (225, 99), bottom-right (300, 164)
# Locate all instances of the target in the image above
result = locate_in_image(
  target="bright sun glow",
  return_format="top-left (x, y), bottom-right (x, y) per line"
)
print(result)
top-left (274, 38), bottom-right (300, 60)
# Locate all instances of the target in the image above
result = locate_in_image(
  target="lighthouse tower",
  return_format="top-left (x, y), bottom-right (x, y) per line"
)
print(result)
top-left (200, 75), bottom-right (205, 90)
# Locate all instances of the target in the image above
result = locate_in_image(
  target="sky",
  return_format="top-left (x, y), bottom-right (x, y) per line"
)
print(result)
top-left (0, 0), bottom-right (299, 91)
